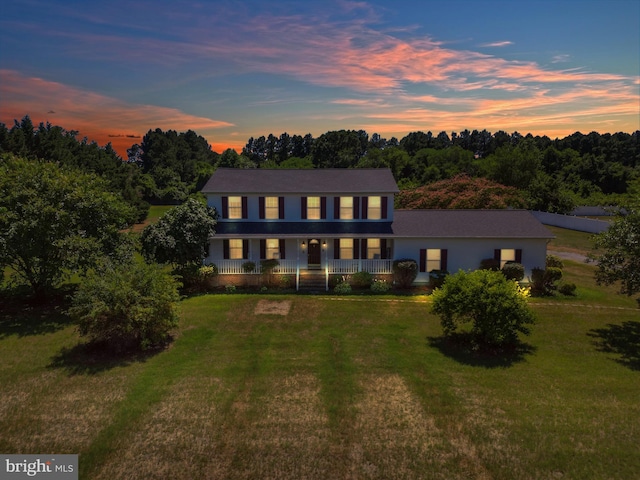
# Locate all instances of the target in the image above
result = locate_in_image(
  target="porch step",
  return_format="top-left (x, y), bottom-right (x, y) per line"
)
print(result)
top-left (298, 272), bottom-right (327, 292)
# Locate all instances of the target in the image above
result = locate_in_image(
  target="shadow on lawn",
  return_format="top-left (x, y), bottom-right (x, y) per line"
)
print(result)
top-left (428, 333), bottom-right (536, 368)
top-left (48, 342), bottom-right (161, 375)
top-left (588, 321), bottom-right (640, 371)
top-left (0, 289), bottom-right (74, 339)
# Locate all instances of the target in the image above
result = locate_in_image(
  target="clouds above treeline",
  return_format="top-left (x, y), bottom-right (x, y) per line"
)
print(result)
top-left (1, 0), bottom-right (638, 156)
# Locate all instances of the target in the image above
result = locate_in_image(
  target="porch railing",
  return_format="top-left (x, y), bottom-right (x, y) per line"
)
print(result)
top-left (328, 259), bottom-right (393, 274)
top-left (214, 259), bottom-right (298, 275)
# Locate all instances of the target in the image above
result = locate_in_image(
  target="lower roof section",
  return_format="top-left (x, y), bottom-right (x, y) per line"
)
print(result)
top-left (211, 210), bottom-right (554, 239)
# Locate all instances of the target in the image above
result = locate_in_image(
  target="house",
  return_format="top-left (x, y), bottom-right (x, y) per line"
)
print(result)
top-left (201, 168), bottom-right (553, 290)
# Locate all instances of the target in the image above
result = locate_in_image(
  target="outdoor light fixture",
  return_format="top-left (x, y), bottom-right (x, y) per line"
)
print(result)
top-left (301, 241), bottom-right (306, 248)
top-left (322, 240), bottom-right (327, 248)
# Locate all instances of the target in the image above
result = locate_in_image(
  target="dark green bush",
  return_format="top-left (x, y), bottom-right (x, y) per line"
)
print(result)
top-left (546, 255), bottom-right (564, 269)
top-left (429, 270), bottom-right (449, 288)
top-left (559, 283), bottom-right (577, 296)
top-left (480, 258), bottom-right (500, 271)
top-left (351, 271), bottom-right (373, 288)
top-left (393, 259), bottom-right (418, 288)
top-left (502, 262), bottom-right (525, 281)
top-left (531, 266), bottom-right (563, 296)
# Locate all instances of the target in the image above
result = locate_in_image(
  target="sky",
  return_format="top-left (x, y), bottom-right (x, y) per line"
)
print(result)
top-left (1, 0), bottom-right (639, 158)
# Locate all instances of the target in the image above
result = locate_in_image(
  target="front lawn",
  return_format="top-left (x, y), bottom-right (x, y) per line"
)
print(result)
top-left (1, 267), bottom-right (638, 479)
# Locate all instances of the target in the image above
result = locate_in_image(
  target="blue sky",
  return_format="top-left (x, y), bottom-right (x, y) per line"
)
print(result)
top-left (1, 0), bottom-right (638, 156)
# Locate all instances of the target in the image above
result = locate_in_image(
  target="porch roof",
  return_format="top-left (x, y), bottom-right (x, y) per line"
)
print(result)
top-left (213, 221), bottom-right (394, 238)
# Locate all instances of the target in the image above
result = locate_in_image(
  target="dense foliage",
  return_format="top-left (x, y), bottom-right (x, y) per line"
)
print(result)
top-left (140, 198), bottom-right (217, 270)
top-left (0, 117), bottom-right (150, 221)
top-left (3, 115), bottom-right (638, 213)
top-left (431, 269), bottom-right (535, 348)
top-left (70, 261), bottom-right (181, 352)
top-left (0, 155), bottom-right (135, 297)
top-left (590, 204), bottom-right (640, 305)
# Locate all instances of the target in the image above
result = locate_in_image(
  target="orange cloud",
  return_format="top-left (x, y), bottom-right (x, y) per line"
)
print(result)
top-left (0, 69), bottom-right (234, 158)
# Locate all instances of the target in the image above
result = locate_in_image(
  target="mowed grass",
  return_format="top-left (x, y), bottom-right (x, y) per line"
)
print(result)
top-left (1, 224), bottom-right (638, 478)
top-left (1, 284), bottom-right (639, 479)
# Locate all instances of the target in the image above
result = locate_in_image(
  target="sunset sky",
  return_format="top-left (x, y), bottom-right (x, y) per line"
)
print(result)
top-left (1, 0), bottom-right (638, 158)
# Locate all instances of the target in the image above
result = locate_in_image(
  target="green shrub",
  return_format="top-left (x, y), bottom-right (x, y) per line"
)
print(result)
top-left (242, 261), bottom-right (256, 273)
top-left (502, 262), bottom-right (525, 281)
top-left (393, 259), bottom-right (418, 289)
top-left (531, 266), bottom-right (563, 296)
top-left (480, 258), bottom-right (500, 271)
top-left (70, 261), bottom-right (181, 352)
top-left (370, 279), bottom-right (391, 293)
top-left (429, 270), bottom-right (449, 288)
top-left (431, 269), bottom-right (535, 348)
top-left (225, 284), bottom-right (237, 293)
top-left (260, 259), bottom-right (279, 273)
top-left (334, 282), bottom-right (352, 294)
top-left (546, 255), bottom-right (564, 269)
top-left (559, 283), bottom-right (577, 296)
top-left (351, 271), bottom-right (373, 288)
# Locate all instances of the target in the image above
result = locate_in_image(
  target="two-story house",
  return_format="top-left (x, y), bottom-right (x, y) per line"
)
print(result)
top-left (202, 168), bottom-right (553, 290)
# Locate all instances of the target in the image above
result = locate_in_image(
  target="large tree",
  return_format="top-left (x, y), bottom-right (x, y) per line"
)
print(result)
top-left (140, 198), bottom-right (217, 270)
top-left (0, 155), bottom-right (136, 297)
top-left (590, 204), bottom-right (640, 306)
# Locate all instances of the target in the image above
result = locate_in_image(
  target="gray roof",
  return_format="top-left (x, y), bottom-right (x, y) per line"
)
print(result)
top-left (215, 221), bottom-right (393, 238)
top-left (201, 168), bottom-right (399, 194)
top-left (391, 210), bottom-right (554, 238)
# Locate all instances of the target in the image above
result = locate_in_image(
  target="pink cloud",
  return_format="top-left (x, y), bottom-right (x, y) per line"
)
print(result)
top-left (0, 70), bottom-right (234, 157)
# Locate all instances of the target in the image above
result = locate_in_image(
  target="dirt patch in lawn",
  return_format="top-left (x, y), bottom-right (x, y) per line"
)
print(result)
top-left (254, 300), bottom-right (292, 316)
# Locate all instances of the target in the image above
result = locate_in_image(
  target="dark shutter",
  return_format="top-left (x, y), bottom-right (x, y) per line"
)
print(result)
top-left (361, 196), bottom-right (368, 219)
top-left (494, 249), bottom-right (501, 261)
top-left (242, 239), bottom-right (249, 259)
top-left (381, 196), bottom-right (388, 219)
top-left (278, 197), bottom-right (285, 219)
top-left (223, 239), bottom-right (230, 259)
top-left (301, 197), bottom-right (307, 219)
top-left (380, 239), bottom-right (387, 259)
top-left (222, 197), bottom-right (229, 218)
top-left (353, 239), bottom-right (360, 259)
top-left (320, 197), bottom-right (327, 219)
top-left (361, 239), bottom-right (368, 260)
top-left (260, 239), bottom-right (266, 259)
top-left (353, 196), bottom-right (360, 219)
top-left (334, 197), bottom-right (340, 219)
top-left (515, 249), bottom-right (522, 264)
top-left (334, 239), bottom-right (340, 259)
top-left (441, 249), bottom-right (448, 271)
top-left (241, 196), bottom-right (248, 219)
top-left (259, 197), bottom-right (265, 219)
top-left (419, 249), bottom-right (426, 272)
top-left (279, 239), bottom-right (286, 259)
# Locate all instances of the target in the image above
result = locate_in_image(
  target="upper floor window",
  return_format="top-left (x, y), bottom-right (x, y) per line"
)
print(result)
top-left (307, 196), bottom-right (321, 220)
top-left (368, 196), bottom-right (382, 220)
top-left (265, 196), bottom-right (279, 219)
top-left (340, 197), bottom-right (353, 219)
top-left (224, 196), bottom-right (246, 219)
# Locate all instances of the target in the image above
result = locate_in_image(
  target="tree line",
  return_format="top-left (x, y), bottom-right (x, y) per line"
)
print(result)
top-left (2, 116), bottom-right (638, 217)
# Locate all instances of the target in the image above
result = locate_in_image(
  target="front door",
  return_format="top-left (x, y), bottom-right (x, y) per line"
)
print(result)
top-left (307, 239), bottom-right (321, 268)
